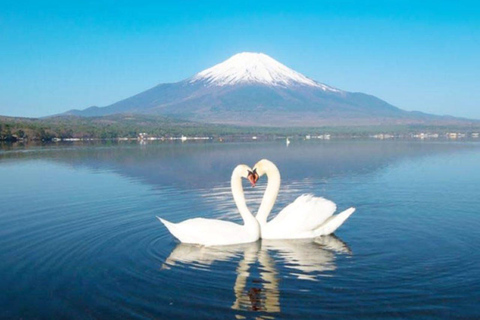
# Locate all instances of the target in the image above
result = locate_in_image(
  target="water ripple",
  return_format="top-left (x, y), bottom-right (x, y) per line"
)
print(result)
top-left (2, 141), bottom-right (480, 319)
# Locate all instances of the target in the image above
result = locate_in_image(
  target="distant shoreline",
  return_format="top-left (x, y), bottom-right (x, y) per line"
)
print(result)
top-left (1, 114), bottom-right (480, 143)
top-left (2, 133), bottom-right (480, 146)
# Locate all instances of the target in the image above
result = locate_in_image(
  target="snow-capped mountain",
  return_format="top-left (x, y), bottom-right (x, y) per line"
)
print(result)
top-left (189, 52), bottom-right (339, 91)
top-left (65, 52), bottom-right (464, 126)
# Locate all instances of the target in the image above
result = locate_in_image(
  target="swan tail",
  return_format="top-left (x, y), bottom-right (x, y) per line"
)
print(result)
top-left (313, 207), bottom-right (355, 237)
top-left (156, 216), bottom-right (169, 226)
top-left (157, 216), bottom-right (183, 241)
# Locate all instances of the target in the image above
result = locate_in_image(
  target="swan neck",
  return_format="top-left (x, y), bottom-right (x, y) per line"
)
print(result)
top-left (231, 168), bottom-right (258, 230)
top-left (256, 162), bottom-right (281, 225)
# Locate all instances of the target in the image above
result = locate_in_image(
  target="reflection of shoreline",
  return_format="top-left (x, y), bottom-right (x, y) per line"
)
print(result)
top-left (163, 236), bottom-right (352, 316)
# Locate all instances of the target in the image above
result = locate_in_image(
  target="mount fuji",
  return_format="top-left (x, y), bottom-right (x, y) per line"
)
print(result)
top-left (65, 52), bottom-right (471, 126)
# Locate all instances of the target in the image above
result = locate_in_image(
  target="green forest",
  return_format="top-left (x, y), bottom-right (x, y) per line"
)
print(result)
top-left (1, 114), bottom-right (479, 142)
top-left (0, 114), bottom-right (244, 141)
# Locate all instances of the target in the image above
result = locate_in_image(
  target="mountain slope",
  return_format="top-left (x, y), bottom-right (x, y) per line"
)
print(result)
top-left (65, 52), bottom-right (475, 126)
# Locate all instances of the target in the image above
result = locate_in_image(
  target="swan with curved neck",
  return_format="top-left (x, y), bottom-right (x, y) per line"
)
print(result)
top-left (249, 159), bottom-right (355, 239)
top-left (157, 164), bottom-right (260, 246)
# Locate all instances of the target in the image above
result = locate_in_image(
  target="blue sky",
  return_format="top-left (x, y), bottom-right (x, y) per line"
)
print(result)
top-left (1, 0), bottom-right (479, 118)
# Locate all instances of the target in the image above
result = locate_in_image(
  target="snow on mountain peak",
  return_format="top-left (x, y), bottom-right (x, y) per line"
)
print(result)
top-left (190, 52), bottom-right (339, 91)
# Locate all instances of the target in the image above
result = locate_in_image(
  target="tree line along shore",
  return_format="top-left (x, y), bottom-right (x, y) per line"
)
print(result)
top-left (1, 114), bottom-right (480, 142)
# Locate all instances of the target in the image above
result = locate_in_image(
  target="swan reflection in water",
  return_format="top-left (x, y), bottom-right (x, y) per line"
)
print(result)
top-left (162, 235), bottom-right (351, 316)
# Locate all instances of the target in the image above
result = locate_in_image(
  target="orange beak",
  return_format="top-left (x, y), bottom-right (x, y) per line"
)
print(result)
top-left (247, 171), bottom-right (259, 187)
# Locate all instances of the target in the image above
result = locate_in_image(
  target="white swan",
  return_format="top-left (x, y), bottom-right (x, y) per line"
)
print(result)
top-left (248, 159), bottom-right (355, 239)
top-left (157, 164), bottom-right (260, 246)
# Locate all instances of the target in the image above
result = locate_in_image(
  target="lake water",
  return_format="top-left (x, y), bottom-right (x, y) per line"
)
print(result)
top-left (1, 140), bottom-right (479, 319)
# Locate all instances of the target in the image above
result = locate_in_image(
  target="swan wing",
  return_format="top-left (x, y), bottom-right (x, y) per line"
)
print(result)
top-left (157, 217), bottom-right (255, 246)
top-left (265, 195), bottom-right (337, 237)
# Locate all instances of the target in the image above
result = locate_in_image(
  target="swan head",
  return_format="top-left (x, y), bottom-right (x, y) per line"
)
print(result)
top-left (234, 164), bottom-right (256, 187)
top-left (247, 168), bottom-right (259, 187)
top-left (249, 159), bottom-right (276, 186)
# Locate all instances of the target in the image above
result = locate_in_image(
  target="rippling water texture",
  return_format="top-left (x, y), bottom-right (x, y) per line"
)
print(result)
top-left (1, 140), bottom-right (479, 319)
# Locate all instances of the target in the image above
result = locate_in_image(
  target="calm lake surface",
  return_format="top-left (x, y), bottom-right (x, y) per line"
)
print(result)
top-left (1, 140), bottom-right (479, 319)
